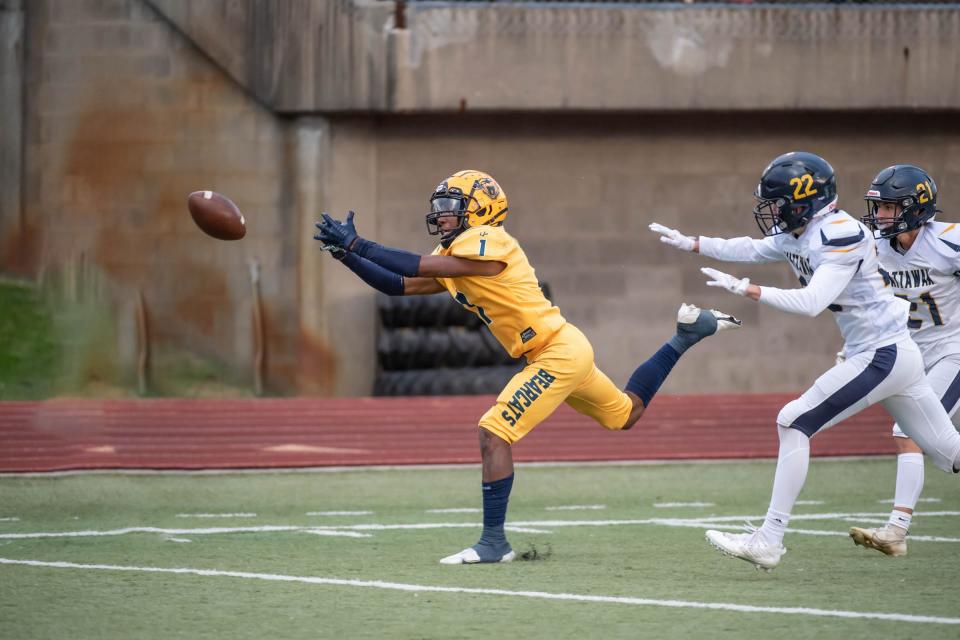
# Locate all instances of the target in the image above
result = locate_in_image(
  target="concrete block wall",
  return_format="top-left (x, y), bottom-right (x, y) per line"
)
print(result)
top-left (150, 1), bottom-right (960, 113)
top-left (363, 112), bottom-right (960, 393)
top-left (19, 0), bottom-right (310, 393)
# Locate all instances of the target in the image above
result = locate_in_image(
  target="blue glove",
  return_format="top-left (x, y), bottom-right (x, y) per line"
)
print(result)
top-left (313, 225), bottom-right (347, 260)
top-left (315, 210), bottom-right (359, 251)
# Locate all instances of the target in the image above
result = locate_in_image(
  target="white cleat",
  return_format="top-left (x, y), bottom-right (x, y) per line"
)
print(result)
top-left (677, 303), bottom-right (742, 337)
top-left (849, 525), bottom-right (907, 557)
top-left (439, 547), bottom-right (516, 565)
top-left (709, 309), bottom-right (743, 333)
top-left (706, 529), bottom-right (785, 572)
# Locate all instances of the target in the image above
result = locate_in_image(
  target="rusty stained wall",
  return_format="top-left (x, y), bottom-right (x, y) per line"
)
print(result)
top-left (19, 0), bottom-right (330, 394)
top-left (0, 0), bottom-right (24, 266)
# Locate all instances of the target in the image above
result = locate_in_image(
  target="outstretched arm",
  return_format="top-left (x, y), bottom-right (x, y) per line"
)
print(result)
top-left (702, 261), bottom-right (858, 315)
top-left (650, 222), bottom-right (783, 264)
top-left (329, 252), bottom-right (444, 296)
top-left (316, 211), bottom-right (505, 278)
top-left (315, 213), bottom-right (504, 296)
top-left (754, 262), bottom-right (858, 316)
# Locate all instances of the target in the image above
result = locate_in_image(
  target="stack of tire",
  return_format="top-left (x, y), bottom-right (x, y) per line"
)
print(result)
top-left (373, 285), bottom-right (552, 396)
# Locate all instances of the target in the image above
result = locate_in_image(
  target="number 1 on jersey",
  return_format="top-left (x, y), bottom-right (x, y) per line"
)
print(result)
top-left (455, 291), bottom-right (493, 325)
top-left (479, 239), bottom-right (487, 256)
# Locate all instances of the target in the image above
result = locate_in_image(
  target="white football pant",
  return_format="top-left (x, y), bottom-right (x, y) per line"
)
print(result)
top-left (892, 352), bottom-right (960, 437)
top-left (777, 338), bottom-right (960, 473)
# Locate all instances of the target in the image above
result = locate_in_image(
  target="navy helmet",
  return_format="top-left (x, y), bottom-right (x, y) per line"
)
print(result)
top-left (753, 151), bottom-right (837, 236)
top-left (862, 164), bottom-right (938, 239)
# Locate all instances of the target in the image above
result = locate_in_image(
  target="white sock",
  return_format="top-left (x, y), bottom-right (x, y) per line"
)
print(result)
top-left (890, 452), bottom-right (923, 531)
top-left (888, 510), bottom-right (912, 532)
top-left (759, 426), bottom-right (810, 546)
top-left (893, 452), bottom-right (924, 511)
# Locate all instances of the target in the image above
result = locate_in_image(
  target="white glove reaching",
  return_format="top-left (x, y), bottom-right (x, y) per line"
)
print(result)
top-left (702, 267), bottom-right (751, 296)
top-left (649, 222), bottom-right (696, 252)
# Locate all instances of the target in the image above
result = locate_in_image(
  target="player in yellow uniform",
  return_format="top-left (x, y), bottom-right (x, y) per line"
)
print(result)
top-left (315, 170), bottom-right (741, 564)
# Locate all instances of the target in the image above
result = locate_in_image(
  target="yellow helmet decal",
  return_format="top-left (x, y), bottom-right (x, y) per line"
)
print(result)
top-left (447, 170), bottom-right (509, 229)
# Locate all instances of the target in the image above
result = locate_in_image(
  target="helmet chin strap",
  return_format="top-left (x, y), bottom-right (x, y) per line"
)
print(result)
top-left (788, 197), bottom-right (839, 237)
top-left (439, 218), bottom-right (468, 248)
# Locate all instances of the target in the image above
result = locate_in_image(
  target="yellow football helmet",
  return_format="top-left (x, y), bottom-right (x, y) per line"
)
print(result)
top-left (427, 170), bottom-right (509, 247)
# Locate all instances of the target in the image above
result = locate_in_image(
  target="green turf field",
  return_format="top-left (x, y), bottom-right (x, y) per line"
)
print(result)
top-left (0, 459), bottom-right (958, 639)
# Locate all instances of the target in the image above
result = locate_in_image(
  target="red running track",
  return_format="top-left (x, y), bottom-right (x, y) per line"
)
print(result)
top-left (0, 395), bottom-right (895, 473)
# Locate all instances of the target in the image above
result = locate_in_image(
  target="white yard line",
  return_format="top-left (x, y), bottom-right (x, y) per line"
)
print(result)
top-left (653, 502), bottom-right (715, 508)
top-left (305, 511), bottom-right (373, 516)
top-left (0, 455), bottom-right (888, 478)
top-left (0, 526), bottom-right (324, 539)
top-left (2, 512), bottom-right (958, 542)
top-left (504, 526), bottom-right (552, 534)
top-left (795, 500), bottom-right (825, 506)
top-left (877, 498), bottom-right (941, 504)
top-left (302, 530), bottom-right (372, 538)
top-left (175, 513), bottom-right (257, 519)
top-left (0, 517), bottom-right (19, 522)
top-left (1, 558), bottom-right (957, 625)
top-left (672, 511), bottom-right (960, 523)
top-left (842, 518), bottom-right (888, 525)
top-left (544, 505), bottom-right (607, 511)
top-left (425, 508), bottom-right (481, 514)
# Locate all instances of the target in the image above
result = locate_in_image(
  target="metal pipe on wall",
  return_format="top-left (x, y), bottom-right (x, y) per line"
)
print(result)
top-left (136, 289), bottom-right (149, 396)
top-left (249, 259), bottom-right (264, 396)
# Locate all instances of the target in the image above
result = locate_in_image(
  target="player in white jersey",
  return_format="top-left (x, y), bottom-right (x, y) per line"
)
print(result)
top-left (848, 165), bottom-right (960, 556)
top-left (650, 151), bottom-right (960, 571)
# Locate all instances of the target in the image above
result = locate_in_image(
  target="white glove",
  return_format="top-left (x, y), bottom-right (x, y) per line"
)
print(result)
top-left (649, 222), bottom-right (696, 252)
top-left (835, 351), bottom-right (846, 365)
top-left (702, 267), bottom-right (751, 296)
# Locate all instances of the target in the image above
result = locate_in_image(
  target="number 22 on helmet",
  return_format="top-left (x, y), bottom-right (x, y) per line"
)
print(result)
top-left (753, 151), bottom-right (838, 236)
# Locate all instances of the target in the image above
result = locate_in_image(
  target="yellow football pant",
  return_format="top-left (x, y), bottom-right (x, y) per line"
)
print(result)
top-left (478, 323), bottom-right (634, 444)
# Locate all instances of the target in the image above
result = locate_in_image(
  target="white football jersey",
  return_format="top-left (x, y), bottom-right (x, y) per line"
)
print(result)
top-left (700, 209), bottom-right (911, 356)
top-left (876, 220), bottom-right (960, 366)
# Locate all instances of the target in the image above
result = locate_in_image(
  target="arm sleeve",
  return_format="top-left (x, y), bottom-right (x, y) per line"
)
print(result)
top-left (351, 238), bottom-right (422, 277)
top-left (758, 261), bottom-right (859, 317)
top-left (698, 235), bottom-right (783, 264)
top-left (339, 252), bottom-right (405, 296)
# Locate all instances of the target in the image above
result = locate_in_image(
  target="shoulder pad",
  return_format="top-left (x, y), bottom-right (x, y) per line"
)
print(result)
top-left (819, 214), bottom-right (865, 248)
top-left (932, 221), bottom-right (960, 253)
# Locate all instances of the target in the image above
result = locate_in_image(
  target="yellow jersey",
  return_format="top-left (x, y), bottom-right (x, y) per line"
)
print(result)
top-left (433, 226), bottom-right (566, 358)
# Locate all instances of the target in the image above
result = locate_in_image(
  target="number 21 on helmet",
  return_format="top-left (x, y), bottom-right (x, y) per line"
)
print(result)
top-left (862, 165), bottom-right (939, 239)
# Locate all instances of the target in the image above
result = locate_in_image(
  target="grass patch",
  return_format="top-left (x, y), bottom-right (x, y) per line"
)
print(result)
top-left (0, 278), bottom-right (251, 399)
top-left (0, 460), bottom-right (958, 639)
top-left (0, 280), bottom-right (60, 399)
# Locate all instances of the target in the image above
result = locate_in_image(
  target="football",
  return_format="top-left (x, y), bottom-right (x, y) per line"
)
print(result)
top-left (187, 190), bottom-right (246, 240)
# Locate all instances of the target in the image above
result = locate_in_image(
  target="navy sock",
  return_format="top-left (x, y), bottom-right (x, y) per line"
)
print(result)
top-left (625, 343), bottom-right (681, 408)
top-left (477, 473), bottom-right (514, 551)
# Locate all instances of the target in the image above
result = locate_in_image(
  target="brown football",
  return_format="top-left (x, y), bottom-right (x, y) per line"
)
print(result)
top-left (187, 191), bottom-right (246, 240)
